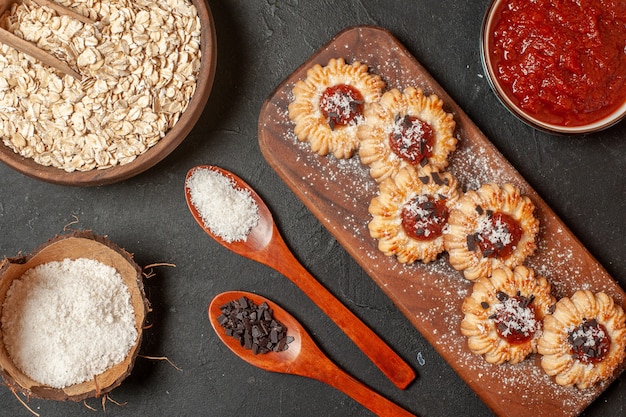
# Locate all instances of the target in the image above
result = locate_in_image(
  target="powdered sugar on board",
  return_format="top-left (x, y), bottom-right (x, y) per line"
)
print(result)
top-left (259, 26), bottom-right (625, 417)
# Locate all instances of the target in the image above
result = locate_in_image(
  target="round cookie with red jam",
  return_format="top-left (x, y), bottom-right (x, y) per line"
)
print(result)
top-left (443, 183), bottom-right (539, 281)
top-left (288, 58), bottom-right (385, 159)
top-left (358, 87), bottom-right (457, 183)
top-left (461, 266), bottom-right (556, 364)
top-left (368, 165), bottom-right (460, 264)
top-left (538, 290), bottom-right (626, 389)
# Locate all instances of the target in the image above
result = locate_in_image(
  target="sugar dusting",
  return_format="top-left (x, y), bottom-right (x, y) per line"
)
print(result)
top-left (261, 36), bottom-right (621, 414)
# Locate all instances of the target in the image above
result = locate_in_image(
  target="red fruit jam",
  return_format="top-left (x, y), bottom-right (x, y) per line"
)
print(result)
top-left (401, 195), bottom-right (449, 241)
top-left (490, 291), bottom-right (539, 344)
top-left (389, 115), bottom-right (434, 166)
top-left (319, 84), bottom-right (364, 129)
top-left (488, 0), bottom-right (626, 126)
top-left (568, 318), bottom-right (611, 364)
top-left (468, 209), bottom-right (523, 259)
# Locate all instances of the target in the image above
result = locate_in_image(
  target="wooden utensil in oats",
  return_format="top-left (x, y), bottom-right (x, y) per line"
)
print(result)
top-left (0, 0), bottom-right (95, 80)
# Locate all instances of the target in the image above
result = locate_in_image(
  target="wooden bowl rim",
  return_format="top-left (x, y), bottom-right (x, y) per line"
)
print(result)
top-left (0, 0), bottom-right (217, 186)
top-left (479, 0), bottom-right (626, 135)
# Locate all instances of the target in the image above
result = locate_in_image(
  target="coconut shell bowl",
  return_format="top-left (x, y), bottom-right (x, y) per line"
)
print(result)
top-left (0, 231), bottom-right (148, 401)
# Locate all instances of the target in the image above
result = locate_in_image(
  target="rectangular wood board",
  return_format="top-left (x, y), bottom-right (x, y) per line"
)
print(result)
top-left (257, 26), bottom-right (625, 417)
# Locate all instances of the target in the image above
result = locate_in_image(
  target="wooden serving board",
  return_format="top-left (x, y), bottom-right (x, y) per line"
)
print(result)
top-left (257, 26), bottom-right (625, 417)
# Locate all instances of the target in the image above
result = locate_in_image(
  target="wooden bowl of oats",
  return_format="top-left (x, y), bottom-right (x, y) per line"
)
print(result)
top-left (0, 231), bottom-right (148, 401)
top-left (0, 0), bottom-right (217, 186)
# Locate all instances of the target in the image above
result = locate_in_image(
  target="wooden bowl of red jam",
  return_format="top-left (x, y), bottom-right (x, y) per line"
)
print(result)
top-left (481, 0), bottom-right (626, 134)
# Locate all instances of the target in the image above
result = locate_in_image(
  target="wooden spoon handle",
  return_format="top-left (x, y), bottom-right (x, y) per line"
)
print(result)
top-left (0, 28), bottom-right (81, 80)
top-left (265, 226), bottom-right (416, 389)
top-left (311, 358), bottom-right (416, 417)
top-left (32, 0), bottom-right (95, 25)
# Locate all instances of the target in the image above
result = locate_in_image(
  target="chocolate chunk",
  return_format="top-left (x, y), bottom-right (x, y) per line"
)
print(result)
top-left (419, 139), bottom-right (427, 155)
top-left (270, 329), bottom-right (279, 344)
top-left (496, 291), bottom-right (509, 302)
top-left (251, 325), bottom-right (262, 339)
top-left (217, 313), bottom-right (229, 326)
top-left (218, 296), bottom-right (293, 354)
top-left (466, 234), bottom-right (477, 252)
top-left (349, 100), bottom-right (363, 111)
top-left (422, 201), bottom-right (435, 210)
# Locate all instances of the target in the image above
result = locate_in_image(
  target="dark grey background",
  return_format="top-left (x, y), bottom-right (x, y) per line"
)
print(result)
top-left (1, 1), bottom-right (624, 416)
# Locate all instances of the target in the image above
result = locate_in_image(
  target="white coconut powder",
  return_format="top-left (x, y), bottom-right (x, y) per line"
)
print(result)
top-left (186, 168), bottom-right (260, 242)
top-left (1, 258), bottom-right (137, 389)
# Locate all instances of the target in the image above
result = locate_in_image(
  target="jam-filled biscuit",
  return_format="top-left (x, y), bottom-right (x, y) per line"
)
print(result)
top-left (288, 58), bottom-right (385, 159)
top-left (368, 165), bottom-right (460, 264)
top-left (358, 87), bottom-right (457, 183)
top-left (443, 183), bottom-right (539, 281)
top-left (538, 290), bottom-right (626, 389)
top-left (461, 265), bottom-right (556, 364)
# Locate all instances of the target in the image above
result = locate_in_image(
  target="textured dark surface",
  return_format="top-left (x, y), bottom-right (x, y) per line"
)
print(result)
top-left (0, 1), bottom-right (624, 416)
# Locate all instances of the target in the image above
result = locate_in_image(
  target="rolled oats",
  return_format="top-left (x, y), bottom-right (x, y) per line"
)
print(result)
top-left (0, 0), bottom-right (202, 172)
